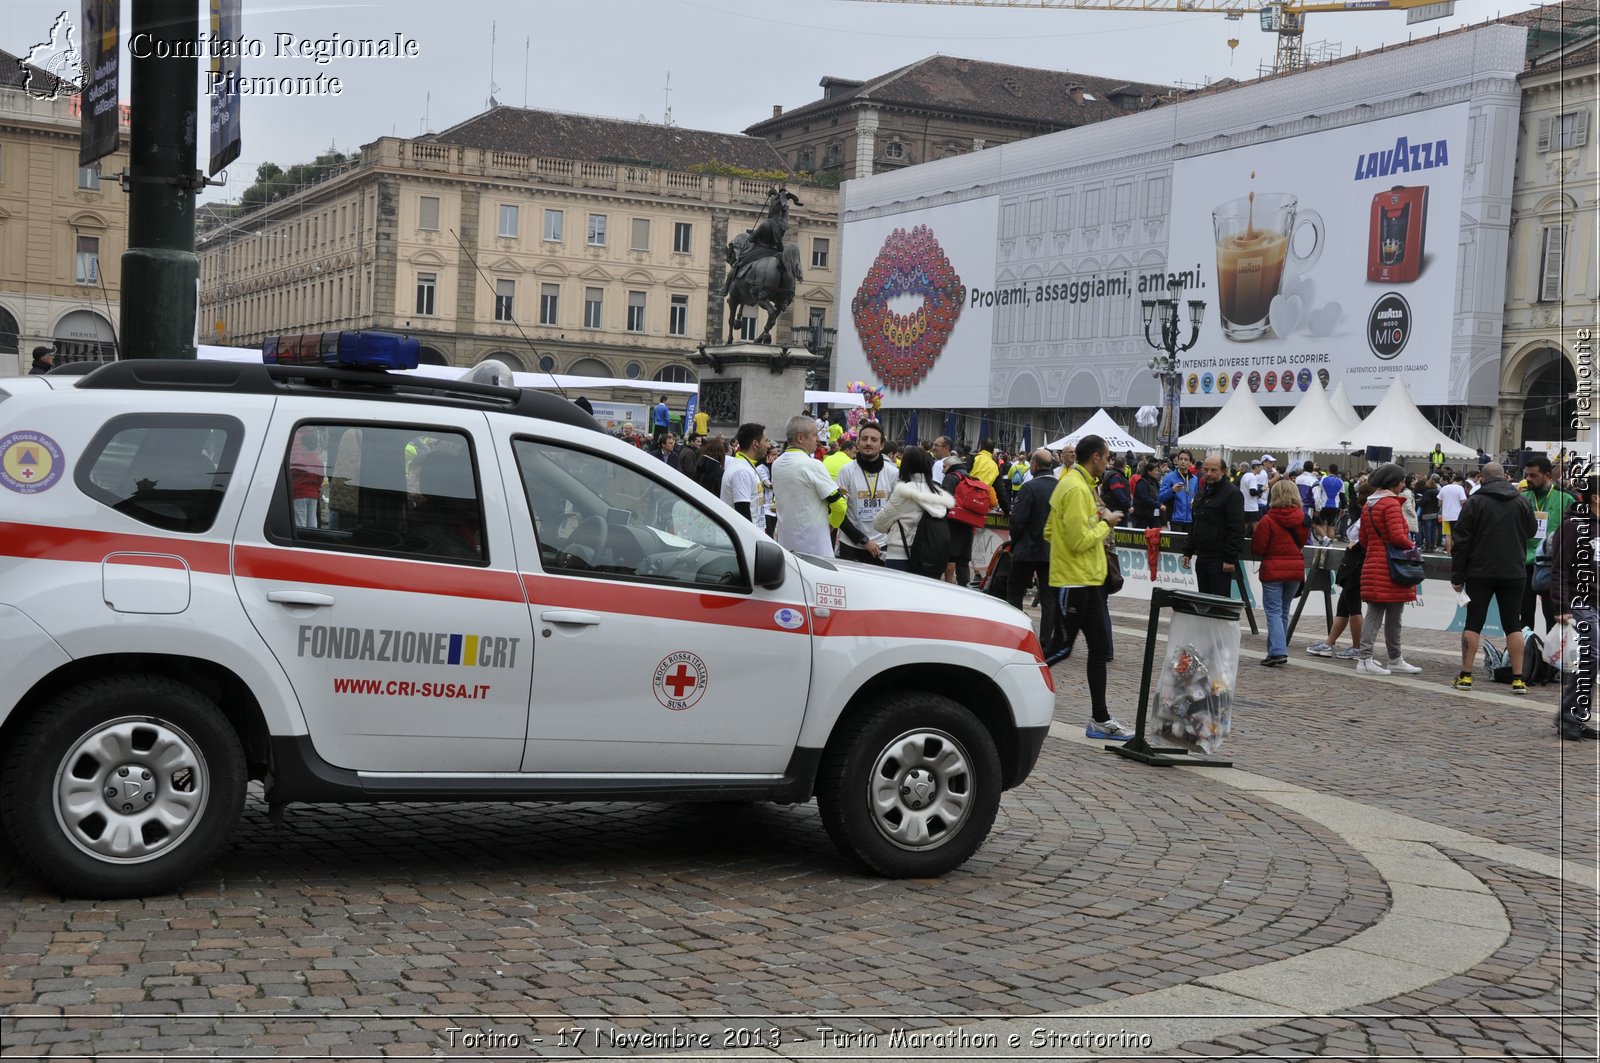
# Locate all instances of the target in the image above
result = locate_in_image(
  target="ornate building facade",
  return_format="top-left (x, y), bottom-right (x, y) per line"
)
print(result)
top-left (199, 108), bottom-right (839, 389)
top-left (0, 50), bottom-right (130, 375)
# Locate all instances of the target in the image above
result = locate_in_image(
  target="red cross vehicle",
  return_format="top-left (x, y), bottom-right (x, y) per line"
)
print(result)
top-left (0, 334), bottom-right (1053, 896)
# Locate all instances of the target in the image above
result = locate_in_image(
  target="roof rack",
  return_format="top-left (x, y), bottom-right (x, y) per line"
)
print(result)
top-left (72, 359), bottom-right (602, 432)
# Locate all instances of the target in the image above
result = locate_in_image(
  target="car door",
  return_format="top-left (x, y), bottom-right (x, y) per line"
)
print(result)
top-left (502, 432), bottom-right (812, 774)
top-left (234, 405), bottom-right (534, 772)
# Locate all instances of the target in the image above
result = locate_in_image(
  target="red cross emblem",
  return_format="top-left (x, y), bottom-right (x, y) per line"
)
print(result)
top-left (653, 651), bottom-right (708, 710)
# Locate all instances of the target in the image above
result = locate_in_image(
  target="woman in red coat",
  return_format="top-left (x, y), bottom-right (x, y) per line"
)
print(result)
top-left (1252, 478), bottom-right (1311, 665)
top-left (1355, 463), bottom-right (1421, 676)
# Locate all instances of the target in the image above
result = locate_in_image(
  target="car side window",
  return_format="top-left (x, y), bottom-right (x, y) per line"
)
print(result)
top-left (77, 414), bottom-right (242, 533)
top-left (512, 438), bottom-right (745, 589)
top-left (287, 423), bottom-right (485, 564)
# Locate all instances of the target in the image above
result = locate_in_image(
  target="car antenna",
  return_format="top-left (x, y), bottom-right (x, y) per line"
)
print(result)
top-left (449, 227), bottom-right (568, 399)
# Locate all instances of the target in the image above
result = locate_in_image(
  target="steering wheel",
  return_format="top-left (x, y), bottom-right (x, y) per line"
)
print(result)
top-left (641, 543), bottom-right (706, 578)
top-left (561, 514), bottom-right (609, 565)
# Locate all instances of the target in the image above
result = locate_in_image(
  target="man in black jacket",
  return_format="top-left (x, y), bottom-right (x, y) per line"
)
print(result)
top-left (1449, 462), bottom-right (1537, 693)
top-left (1006, 449), bottom-right (1061, 655)
top-left (1182, 452), bottom-right (1245, 597)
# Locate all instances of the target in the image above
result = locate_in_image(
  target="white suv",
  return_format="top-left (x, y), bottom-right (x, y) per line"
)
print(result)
top-left (0, 348), bottom-right (1052, 896)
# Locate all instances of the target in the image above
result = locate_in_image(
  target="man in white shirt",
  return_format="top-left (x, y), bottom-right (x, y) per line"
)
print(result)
top-left (834, 421), bottom-right (898, 563)
top-left (1241, 458), bottom-right (1265, 531)
top-left (1438, 473), bottom-right (1469, 551)
top-left (720, 422), bottom-right (768, 527)
top-left (930, 435), bottom-right (953, 486)
top-left (773, 415), bottom-right (844, 558)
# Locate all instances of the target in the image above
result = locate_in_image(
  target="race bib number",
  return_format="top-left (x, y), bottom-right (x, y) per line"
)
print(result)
top-left (1534, 511), bottom-right (1549, 542)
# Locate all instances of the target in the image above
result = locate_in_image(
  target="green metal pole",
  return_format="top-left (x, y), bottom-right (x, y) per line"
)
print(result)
top-left (120, 0), bottom-right (199, 360)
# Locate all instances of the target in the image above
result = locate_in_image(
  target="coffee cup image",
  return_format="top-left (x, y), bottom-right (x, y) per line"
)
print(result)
top-left (1212, 192), bottom-right (1325, 341)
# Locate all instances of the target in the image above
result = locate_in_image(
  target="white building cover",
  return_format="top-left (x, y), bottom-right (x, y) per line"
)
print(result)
top-left (1344, 376), bottom-right (1475, 458)
top-left (1258, 376), bottom-right (1357, 453)
top-left (1178, 384), bottom-right (1278, 451)
top-left (1328, 382), bottom-right (1362, 429)
top-left (1045, 409), bottom-right (1154, 454)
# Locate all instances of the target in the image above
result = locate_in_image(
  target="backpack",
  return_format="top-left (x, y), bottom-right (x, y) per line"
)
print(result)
top-left (1531, 533), bottom-right (1553, 593)
top-left (982, 540), bottom-right (1013, 598)
top-left (1523, 630), bottom-right (1558, 686)
top-left (902, 509), bottom-right (951, 578)
top-left (948, 473), bottom-right (993, 528)
top-left (1481, 638), bottom-right (1514, 684)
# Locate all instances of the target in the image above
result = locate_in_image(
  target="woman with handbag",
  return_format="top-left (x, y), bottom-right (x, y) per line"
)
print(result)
top-left (1354, 464), bottom-right (1424, 677)
top-left (1252, 479), bottom-right (1311, 666)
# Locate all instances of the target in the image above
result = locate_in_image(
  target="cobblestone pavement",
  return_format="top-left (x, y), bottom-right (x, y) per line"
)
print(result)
top-left (1, 598), bottom-right (1594, 1059)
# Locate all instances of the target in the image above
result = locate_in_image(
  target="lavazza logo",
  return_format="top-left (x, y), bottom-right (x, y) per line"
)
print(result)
top-left (20, 11), bottom-right (82, 101)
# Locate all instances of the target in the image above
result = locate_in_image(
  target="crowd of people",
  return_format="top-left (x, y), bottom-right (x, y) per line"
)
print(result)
top-left (599, 405), bottom-right (1594, 744)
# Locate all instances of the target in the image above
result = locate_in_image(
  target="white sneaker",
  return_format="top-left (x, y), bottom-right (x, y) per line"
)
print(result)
top-left (1386, 658), bottom-right (1422, 674)
top-left (1356, 657), bottom-right (1391, 676)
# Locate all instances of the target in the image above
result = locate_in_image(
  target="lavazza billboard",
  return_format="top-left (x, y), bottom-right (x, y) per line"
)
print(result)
top-left (835, 25), bottom-right (1527, 410)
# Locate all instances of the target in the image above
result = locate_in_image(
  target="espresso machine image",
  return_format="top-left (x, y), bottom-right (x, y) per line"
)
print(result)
top-left (1368, 185), bottom-right (1429, 283)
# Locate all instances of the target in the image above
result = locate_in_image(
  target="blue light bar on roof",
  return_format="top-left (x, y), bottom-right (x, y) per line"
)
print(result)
top-left (261, 330), bottom-right (420, 371)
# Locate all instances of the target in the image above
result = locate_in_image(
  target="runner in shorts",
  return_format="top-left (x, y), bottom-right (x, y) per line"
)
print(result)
top-left (1305, 486), bottom-right (1370, 659)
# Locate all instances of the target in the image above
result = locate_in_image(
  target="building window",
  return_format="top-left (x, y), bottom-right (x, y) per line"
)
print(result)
top-left (1144, 175), bottom-right (1170, 218)
top-left (1084, 188), bottom-right (1103, 227)
top-left (654, 364), bottom-right (695, 384)
top-left (1539, 110), bottom-right (1590, 152)
top-left (626, 290), bottom-right (646, 332)
top-left (539, 283), bottom-right (560, 325)
top-left (625, 361), bottom-right (643, 379)
top-left (739, 311), bottom-right (758, 342)
top-left (796, 148), bottom-right (813, 170)
top-left (416, 196), bottom-right (439, 231)
top-left (811, 238), bottom-right (830, 270)
top-left (494, 279), bottom-right (514, 322)
top-left (1539, 226), bottom-right (1565, 302)
top-left (75, 235), bottom-right (100, 285)
top-left (78, 163), bottom-right (100, 190)
top-left (415, 272), bottom-right (436, 316)
top-left (1026, 199), bottom-right (1044, 235)
top-left (543, 209), bottom-right (563, 242)
top-left (668, 294), bottom-right (688, 336)
top-left (497, 204), bottom-right (519, 238)
top-left (884, 140), bottom-right (904, 160)
top-left (673, 221), bottom-right (693, 255)
top-left (537, 354), bottom-right (556, 372)
top-left (823, 143), bottom-right (842, 168)
top-left (587, 214), bottom-right (607, 246)
top-left (808, 307), bottom-right (826, 331)
top-left (583, 287), bottom-right (603, 328)
top-left (1054, 193), bottom-right (1073, 231)
top-left (1113, 183), bottom-right (1133, 222)
top-left (630, 218), bottom-right (650, 251)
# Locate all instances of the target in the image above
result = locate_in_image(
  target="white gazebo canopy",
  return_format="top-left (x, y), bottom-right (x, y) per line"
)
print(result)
top-left (1258, 375), bottom-right (1356, 454)
top-left (1045, 409), bottom-right (1154, 454)
top-left (1328, 381), bottom-right (1362, 429)
top-left (1178, 384), bottom-right (1279, 451)
top-left (804, 390), bottom-right (868, 407)
top-left (1343, 376), bottom-right (1475, 458)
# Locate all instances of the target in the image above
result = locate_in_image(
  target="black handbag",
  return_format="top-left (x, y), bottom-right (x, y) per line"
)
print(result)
top-left (1368, 500), bottom-right (1425, 587)
top-left (1102, 536), bottom-right (1125, 595)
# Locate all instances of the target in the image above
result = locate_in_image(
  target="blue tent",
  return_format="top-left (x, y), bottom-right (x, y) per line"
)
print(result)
top-left (979, 414), bottom-right (992, 445)
top-left (904, 409), bottom-right (920, 446)
top-left (942, 411), bottom-right (959, 440)
top-left (1022, 422), bottom-right (1032, 453)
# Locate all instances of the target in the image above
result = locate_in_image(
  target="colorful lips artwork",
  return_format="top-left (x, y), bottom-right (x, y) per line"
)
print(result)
top-left (851, 225), bottom-right (965, 391)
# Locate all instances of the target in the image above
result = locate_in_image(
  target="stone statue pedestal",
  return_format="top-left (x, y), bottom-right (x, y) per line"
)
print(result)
top-left (691, 343), bottom-right (824, 437)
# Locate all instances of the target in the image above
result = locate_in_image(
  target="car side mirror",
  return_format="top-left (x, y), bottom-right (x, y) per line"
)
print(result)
top-left (754, 538), bottom-right (787, 590)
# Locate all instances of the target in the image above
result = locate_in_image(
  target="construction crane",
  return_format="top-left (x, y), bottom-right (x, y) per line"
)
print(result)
top-left (845, 0), bottom-right (1462, 73)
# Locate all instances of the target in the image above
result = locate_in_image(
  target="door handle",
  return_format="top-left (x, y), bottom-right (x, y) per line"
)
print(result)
top-left (267, 590), bottom-right (336, 608)
top-left (540, 609), bottom-right (600, 626)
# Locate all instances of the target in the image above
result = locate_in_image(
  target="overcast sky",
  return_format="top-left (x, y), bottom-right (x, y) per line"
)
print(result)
top-left (6, 0), bottom-right (1545, 206)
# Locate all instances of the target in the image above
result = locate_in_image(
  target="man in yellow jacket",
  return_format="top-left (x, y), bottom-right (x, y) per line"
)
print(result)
top-left (970, 437), bottom-right (999, 487)
top-left (1044, 433), bottom-right (1132, 741)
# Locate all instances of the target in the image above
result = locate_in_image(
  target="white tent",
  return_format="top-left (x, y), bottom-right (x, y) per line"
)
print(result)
top-left (1257, 375), bottom-right (1357, 454)
top-left (1328, 381), bottom-right (1362, 430)
top-left (1177, 384), bottom-right (1277, 451)
top-left (1045, 409), bottom-right (1154, 454)
top-left (1343, 376), bottom-right (1475, 458)
top-left (804, 390), bottom-right (868, 407)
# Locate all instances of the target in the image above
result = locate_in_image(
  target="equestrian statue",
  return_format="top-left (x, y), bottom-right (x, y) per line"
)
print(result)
top-left (723, 186), bottom-right (804, 345)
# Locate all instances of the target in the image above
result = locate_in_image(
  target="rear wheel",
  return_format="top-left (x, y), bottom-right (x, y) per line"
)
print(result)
top-left (0, 675), bottom-right (247, 897)
top-left (817, 693), bottom-right (1001, 877)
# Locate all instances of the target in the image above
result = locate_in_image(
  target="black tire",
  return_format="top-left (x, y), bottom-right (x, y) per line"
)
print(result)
top-left (816, 693), bottom-right (1001, 877)
top-left (0, 675), bottom-right (247, 898)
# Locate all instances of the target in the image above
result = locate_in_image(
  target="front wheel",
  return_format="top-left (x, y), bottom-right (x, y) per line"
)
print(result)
top-left (0, 675), bottom-right (247, 897)
top-left (817, 693), bottom-right (1001, 877)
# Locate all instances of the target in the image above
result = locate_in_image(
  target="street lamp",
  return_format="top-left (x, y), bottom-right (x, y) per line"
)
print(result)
top-left (1141, 277), bottom-right (1206, 454)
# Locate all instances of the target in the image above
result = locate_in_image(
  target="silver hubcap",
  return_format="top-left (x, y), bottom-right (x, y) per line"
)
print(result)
top-left (868, 728), bottom-right (973, 851)
top-left (54, 716), bottom-right (209, 863)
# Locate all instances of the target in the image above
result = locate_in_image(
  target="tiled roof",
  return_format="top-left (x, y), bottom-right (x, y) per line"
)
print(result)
top-left (428, 107), bottom-right (790, 173)
top-left (744, 56), bottom-right (1178, 134)
top-left (0, 46), bottom-right (71, 97)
